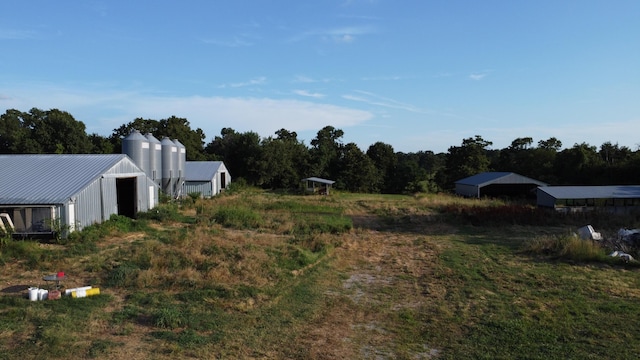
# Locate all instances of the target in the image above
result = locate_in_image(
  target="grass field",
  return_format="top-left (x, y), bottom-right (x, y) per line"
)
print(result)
top-left (1, 190), bottom-right (640, 359)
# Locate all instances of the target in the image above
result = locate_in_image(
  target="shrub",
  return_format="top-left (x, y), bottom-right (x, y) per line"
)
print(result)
top-left (213, 206), bottom-right (263, 229)
top-left (105, 263), bottom-right (140, 287)
top-left (188, 192), bottom-right (201, 201)
top-left (138, 203), bottom-right (182, 222)
top-left (523, 234), bottom-right (607, 262)
top-left (153, 306), bottom-right (184, 329)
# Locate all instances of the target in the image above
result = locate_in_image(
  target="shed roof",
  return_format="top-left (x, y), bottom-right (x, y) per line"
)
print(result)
top-left (184, 161), bottom-right (225, 181)
top-left (302, 177), bottom-right (335, 185)
top-left (455, 172), bottom-right (547, 187)
top-left (538, 186), bottom-right (640, 200)
top-left (0, 154), bottom-right (131, 205)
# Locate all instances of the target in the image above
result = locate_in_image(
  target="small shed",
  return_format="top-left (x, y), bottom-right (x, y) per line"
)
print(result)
top-left (0, 154), bottom-right (159, 238)
top-left (455, 172), bottom-right (547, 198)
top-left (302, 177), bottom-right (335, 195)
top-left (182, 161), bottom-right (231, 198)
top-left (537, 185), bottom-right (640, 212)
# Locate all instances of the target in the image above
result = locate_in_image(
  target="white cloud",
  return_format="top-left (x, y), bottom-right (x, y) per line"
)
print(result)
top-left (0, 84), bottom-right (373, 140)
top-left (342, 90), bottom-right (424, 113)
top-left (289, 25), bottom-right (375, 43)
top-left (218, 76), bottom-right (267, 89)
top-left (202, 36), bottom-right (254, 47)
top-left (469, 73), bottom-right (487, 81)
top-left (0, 29), bottom-right (37, 40)
top-left (292, 75), bottom-right (337, 84)
top-left (293, 90), bottom-right (326, 98)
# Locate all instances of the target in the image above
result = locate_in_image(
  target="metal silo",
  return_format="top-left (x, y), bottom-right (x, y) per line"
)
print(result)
top-left (145, 133), bottom-right (162, 186)
top-left (161, 137), bottom-right (177, 196)
top-left (122, 130), bottom-right (149, 176)
top-left (173, 139), bottom-right (186, 197)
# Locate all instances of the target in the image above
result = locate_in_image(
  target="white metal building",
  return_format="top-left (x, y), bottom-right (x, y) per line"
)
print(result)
top-left (0, 154), bottom-right (159, 237)
top-left (537, 185), bottom-right (640, 211)
top-left (455, 172), bottom-right (547, 198)
top-left (182, 161), bottom-right (230, 198)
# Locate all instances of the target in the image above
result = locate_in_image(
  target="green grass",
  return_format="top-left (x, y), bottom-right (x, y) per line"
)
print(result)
top-left (2, 190), bottom-right (640, 359)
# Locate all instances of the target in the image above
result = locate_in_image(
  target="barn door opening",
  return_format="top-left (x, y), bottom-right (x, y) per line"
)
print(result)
top-left (220, 172), bottom-right (227, 189)
top-left (116, 177), bottom-right (137, 218)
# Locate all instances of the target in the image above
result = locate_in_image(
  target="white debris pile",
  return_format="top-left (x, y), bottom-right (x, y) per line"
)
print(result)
top-left (609, 250), bottom-right (634, 262)
top-left (617, 228), bottom-right (640, 244)
top-left (575, 225), bottom-right (639, 263)
top-left (577, 225), bottom-right (602, 241)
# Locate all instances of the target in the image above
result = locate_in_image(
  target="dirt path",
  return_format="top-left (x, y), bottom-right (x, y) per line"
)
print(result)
top-left (295, 216), bottom-right (446, 359)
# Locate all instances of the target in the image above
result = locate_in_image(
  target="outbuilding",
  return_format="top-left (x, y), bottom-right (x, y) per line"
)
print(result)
top-left (182, 161), bottom-right (231, 198)
top-left (537, 185), bottom-right (640, 212)
top-left (0, 154), bottom-right (159, 238)
top-left (302, 177), bottom-right (335, 195)
top-left (455, 172), bottom-right (547, 198)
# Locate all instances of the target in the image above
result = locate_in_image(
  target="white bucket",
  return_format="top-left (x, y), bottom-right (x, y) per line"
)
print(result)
top-left (28, 287), bottom-right (39, 301)
top-left (38, 289), bottom-right (49, 301)
top-left (65, 286), bottom-right (92, 296)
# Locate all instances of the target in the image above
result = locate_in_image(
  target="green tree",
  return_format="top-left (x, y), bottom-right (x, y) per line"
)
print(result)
top-left (599, 142), bottom-right (632, 166)
top-left (205, 128), bottom-right (263, 185)
top-left (259, 129), bottom-right (310, 189)
top-left (538, 137), bottom-right (562, 151)
top-left (526, 137), bottom-right (563, 184)
top-left (554, 142), bottom-right (602, 184)
top-left (88, 133), bottom-right (114, 154)
top-left (0, 109), bottom-right (34, 153)
top-left (30, 108), bottom-right (93, 154)
top-left (496, 137), bottom-right (535, 175)
top-left (309, 126), bottom-right (344, 180)
top-left (158, 116), bottom-right (207, 160)
top-left (336, 143), bottom-right (378, 192)
top-left (444, 135), bottom-right (493, 187)
top-left (366, 142), bottom-right (397, 193)
top-left (388, 153), bottom-right (430, 194)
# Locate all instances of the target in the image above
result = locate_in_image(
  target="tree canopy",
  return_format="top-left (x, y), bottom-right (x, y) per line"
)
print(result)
top-left (2, 107), bottom-right (640, 194)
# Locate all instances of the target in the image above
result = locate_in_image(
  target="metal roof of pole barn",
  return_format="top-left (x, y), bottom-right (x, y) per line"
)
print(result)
top-left (302, 177), bottom-right (336, 185)
top-left (455, 172), bottom-right (548, 187)
top-left (537, 186), bottom-right (640, 199)
top-left (0, 154), bottom-right (141, 204)
top-left (185, 161), bottom-right (225, 181)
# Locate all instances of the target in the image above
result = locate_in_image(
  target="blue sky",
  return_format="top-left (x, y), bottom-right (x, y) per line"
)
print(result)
top-left (1, 1), bottom-right (639, 153)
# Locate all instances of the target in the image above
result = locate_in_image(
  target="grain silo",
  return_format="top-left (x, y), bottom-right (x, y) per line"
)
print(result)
top-left (145, 133), bottom-right (162, 186)
top-left (121, 130), bottom-right (149, 177)
top-left (173, 139), bottom-right (186, 195)
top-left (161, 137), bottom-right (177, 196)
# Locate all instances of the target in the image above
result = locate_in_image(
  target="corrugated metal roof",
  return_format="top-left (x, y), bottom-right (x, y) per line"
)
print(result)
top-left (0, 154), bottom-right (129, 204)
top-left (455, 172), bottom-right (547, 187)
top-left (302, 177), bottom-right (335, 185)
top-left (538, 186), bottom-right (640, 200)
top-left (185, 161), bottom-right (224, 181)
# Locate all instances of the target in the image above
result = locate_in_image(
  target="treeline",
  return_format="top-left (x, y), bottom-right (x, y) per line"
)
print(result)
top-left (1, 108), bottom-right (640, 193)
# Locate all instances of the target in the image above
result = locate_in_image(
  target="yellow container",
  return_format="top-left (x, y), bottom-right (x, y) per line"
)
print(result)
top-left (71, 287), bottom-right (100, 298)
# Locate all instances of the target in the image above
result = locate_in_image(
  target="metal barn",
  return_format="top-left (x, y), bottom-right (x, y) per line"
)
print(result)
top-left (0, 154), bottom-right (159, 237)
top-left (182, 161), bottom-right (231, 198)
top-left (537, 186), bottom-right (640, 212)
top-left (302, 177), bottom-right (335, 195)
top-left (455, 172), bottom-right (547, 198)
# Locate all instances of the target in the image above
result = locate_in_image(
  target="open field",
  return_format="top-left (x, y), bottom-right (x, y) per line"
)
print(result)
top-left (2, 190), bottom-right (640, 359)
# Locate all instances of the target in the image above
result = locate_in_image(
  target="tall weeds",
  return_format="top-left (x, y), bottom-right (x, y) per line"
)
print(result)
top-left (523, 234), bottom-right (608, 262)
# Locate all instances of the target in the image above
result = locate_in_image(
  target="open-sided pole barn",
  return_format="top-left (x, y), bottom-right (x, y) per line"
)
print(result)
top-left (455, 172), bottom-right (547, 198)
